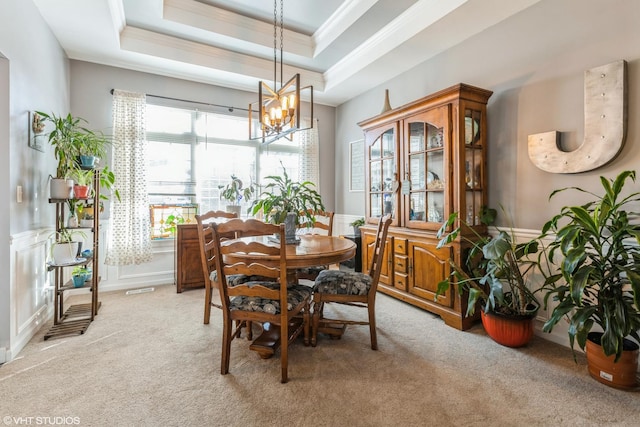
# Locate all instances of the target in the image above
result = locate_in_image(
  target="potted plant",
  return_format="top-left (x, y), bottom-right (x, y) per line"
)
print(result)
top-left (349, 217), bottom-right (365, 236)
top-left (70, 166), bottom-right (93, 199)
top-left (540, 170), bottom-right (640, 389)
top-left (37, 111), bottom-right (118, 201)
top-left (250, 163), bottom-right (324, 243)
top-left (71, 266), bottom-right (91, 288)
top-left (218, 175), bottom-right (254, 215)
top-left (49, 228), bottom-right (86, 265)
top-left (435, 206), bottom-right (544, 347)
top-left (36, 111), bottom-right (85, 199)
top-left (76, 129), bottom-right (110, 169)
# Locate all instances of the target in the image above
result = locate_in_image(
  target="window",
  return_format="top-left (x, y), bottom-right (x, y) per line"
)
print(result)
top-left (146, 103), bottom-right (302, 239)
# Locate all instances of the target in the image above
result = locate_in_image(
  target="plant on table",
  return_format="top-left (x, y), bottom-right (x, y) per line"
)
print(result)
top-left (250, 163), bottom-right (324, 225)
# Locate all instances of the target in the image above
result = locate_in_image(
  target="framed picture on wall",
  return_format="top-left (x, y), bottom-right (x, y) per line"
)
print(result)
top-left (349, 139), bottom-right (364, 192)
top-left (28, 111), bottom-right (46, 153)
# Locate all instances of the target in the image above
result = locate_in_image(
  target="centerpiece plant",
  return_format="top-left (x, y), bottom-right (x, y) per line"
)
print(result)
top-left (435, 206), bottom-right (545, 347)
top-left (539, 170), bottom-right (640, 388)
top-left (250, 163), bottom-right (324, 242)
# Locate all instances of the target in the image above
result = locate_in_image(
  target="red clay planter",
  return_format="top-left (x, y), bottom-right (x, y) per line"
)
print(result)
top-left (480, 309), bottom-right (536, 348)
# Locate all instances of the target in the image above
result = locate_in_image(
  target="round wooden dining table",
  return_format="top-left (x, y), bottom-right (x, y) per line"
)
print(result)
top-left (222, 234), bottom-right (357, 358)
top-left (223, 234), bottom-right (357, 269)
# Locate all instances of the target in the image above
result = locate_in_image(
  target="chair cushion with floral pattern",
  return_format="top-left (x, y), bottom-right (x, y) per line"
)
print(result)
top-left (229, 282), bottom-right (312, 314)
top-left (210, 271), bottom-right (269, 286)
top-left (313, 270), bottom-right (372, 296)
top-left (296, 265), bottom-right (327, 278)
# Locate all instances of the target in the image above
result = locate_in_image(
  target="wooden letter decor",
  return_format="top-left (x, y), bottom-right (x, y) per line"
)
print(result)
top-left (528, 60), bottom-right (627, 174)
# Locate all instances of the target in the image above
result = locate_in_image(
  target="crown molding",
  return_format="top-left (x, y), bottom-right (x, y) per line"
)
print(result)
top-left (312, 0), bottom-right (379, 57)
top-left (163, 0), bottom-right (313, 58)
top-left (324, 0), bottom-right (467, 90)
top-left (120, 26), bottom-right (325, 90)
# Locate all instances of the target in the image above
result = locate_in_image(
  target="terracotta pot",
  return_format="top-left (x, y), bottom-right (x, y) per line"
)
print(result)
top-left (480, 309), bottom-right (537, 348)
top-left (585, 332), bottom-right (638, 389)
top-left (73, 185), bottom-right (90, 199)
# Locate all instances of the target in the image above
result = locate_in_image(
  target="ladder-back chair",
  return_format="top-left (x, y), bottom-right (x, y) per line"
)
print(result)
top-left (311, 214), bottom-right (392, 349)
top-left (211, 218), bottom-right (312, 383)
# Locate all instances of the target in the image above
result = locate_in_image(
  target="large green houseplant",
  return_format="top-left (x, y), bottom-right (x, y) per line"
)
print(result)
top-left (436, 206), bottom-right (544, 347)
top-left (37, 111), bottom-right (119, 203)
top-left (540, 170), bottom-right (640, 388)
top-left (250, 164), bottom-right (324, 242)
top-left (36, 111), bottom-right (85, 198)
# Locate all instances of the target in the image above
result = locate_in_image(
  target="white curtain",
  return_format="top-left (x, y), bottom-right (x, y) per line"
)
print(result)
top-left (105, 90), bottom-right (152, 265)
top-left (297, 118), bottom-right (320, 189)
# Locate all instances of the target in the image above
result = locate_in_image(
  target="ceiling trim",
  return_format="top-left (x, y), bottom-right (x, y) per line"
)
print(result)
top-left (324, 0), bottom-right (468, 90)
top-left (312, 0), bottom-right (379, 57)
top-left (163, 0), bottom-right (313, 58)
top-left (120, 26), bottom-right (325, 90)
top-left (108, 0), bottom-right (126, 34)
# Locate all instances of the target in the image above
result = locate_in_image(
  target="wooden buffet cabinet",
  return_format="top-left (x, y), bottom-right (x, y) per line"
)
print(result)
top-left (358, 84), bottom-right (493, 330)
top-left (175, 223), bottom-right (206, 292)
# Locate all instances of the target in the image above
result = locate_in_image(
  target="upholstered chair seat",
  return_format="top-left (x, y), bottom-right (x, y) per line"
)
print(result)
top-left (230, 282), bottom-right (312, 313)
top-left (310, 215), bottom-right (392, 349)
top-left (313, 270), bottom-right (372, 296)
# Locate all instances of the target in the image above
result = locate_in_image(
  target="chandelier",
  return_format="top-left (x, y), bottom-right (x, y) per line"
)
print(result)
top-left (249, 0), bottom-right (313, 144)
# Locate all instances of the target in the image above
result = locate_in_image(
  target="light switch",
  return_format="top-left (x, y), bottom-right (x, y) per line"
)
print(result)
top-left (17, 185), bottom-right (23, 203)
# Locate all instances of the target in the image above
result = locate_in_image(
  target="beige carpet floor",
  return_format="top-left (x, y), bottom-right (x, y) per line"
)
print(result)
top-left (1, 284), bottom-right (638, 427)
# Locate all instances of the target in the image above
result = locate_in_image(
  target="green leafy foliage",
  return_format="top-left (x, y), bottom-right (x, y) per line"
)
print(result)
top-left (540, 170), bottom-right (640, 362)
top-left (435, 206), bottom-right (543, 317)
top-left (218, 175), bottom-right (254, 205)
top-left (250, 163), bottom-right (324, 225)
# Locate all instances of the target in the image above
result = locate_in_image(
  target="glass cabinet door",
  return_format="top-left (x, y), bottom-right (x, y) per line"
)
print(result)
top-left (404, 107), bottom-right (449, 230)
top-left (463, 108), bottom-right (484, 226)
top-left (366, 125), bottom-right (399, 225)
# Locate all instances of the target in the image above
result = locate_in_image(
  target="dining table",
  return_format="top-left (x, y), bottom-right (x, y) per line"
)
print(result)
top-left (222, 234), bottom-right (357, 358)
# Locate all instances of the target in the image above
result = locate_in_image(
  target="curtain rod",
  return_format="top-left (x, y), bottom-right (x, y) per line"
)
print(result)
top-left (109, 89), bottom-right (249, 112)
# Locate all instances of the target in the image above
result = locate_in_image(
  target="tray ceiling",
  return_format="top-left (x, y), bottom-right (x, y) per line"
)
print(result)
top-left (33, 0), bottom-right (541, 106)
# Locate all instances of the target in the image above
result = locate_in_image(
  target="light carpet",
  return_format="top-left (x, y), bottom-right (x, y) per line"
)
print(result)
top-left (1, 284), bottom-right (638, 427)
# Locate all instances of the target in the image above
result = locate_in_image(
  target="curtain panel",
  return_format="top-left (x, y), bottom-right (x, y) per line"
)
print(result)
top-left (105, 90), bottom-right (152, 265)
top-left (297, 118), bottom-right (320, 189)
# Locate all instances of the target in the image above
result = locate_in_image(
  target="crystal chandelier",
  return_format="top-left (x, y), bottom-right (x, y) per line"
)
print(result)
top-left (249, 0), bottom-right (313, 144)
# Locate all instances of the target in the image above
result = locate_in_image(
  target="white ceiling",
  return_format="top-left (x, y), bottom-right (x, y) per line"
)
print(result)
top-left (33, 0), bottom-right (541, 106)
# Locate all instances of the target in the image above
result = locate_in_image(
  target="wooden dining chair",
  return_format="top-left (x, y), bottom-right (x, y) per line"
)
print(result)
top-left (296, 210), bottom-right (335, 280)
top-left (210, 218), bottom-right (312, 383)
top-left (310, 214), bottom-right (392, 349)
top-left (195, 210), bottom-right (238, 325)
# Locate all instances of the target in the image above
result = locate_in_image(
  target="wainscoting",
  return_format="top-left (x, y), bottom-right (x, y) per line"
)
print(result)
top-left (8, 228), bottom-right (53, 362)
top-left (6, 217), bottom-right (572, 363)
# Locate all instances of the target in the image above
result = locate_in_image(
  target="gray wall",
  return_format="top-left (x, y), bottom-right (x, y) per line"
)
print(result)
top-left (1, 0), bottom-right (70, 354)
top-left (336, 0), bottom-right (640, 230)
top-left (69, 61), bottom-right (337, 212)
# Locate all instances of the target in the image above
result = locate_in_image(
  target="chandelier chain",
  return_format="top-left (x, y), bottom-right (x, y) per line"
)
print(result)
top-left (273, 1), bottom-right (277, 89)
top-left (279, 0), bottom-right (284, 88)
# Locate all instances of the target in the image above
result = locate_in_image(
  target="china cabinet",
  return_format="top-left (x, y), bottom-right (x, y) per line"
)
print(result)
top-left (358, 84), bottom-right (492, 330)
top-left (45, 170), bottom-right (101, 339)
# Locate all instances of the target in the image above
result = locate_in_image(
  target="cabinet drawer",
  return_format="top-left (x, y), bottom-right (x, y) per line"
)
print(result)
top-left (393, 273), bottom-right (407, 291)
top-left (394, 255), bottom-right (408, 273)
top-left (178, 224), bottom-right (199, 240)
top-left (394, 238), bottom-right (407, 255)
